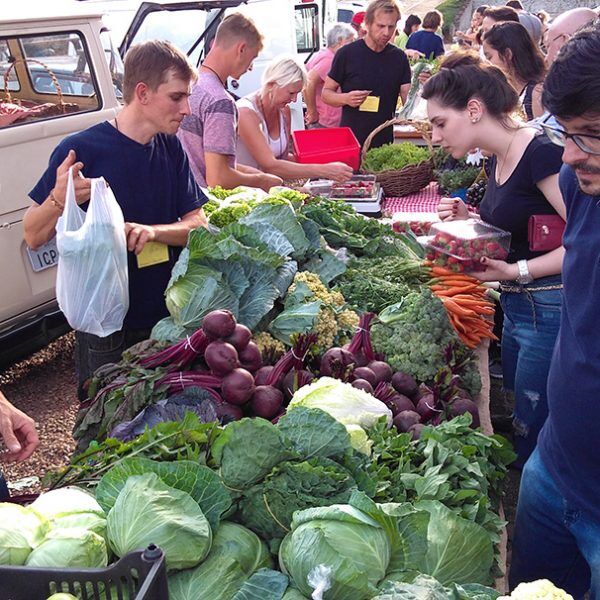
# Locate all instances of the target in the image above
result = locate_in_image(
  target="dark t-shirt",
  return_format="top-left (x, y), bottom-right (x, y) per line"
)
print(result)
top-left (406, 30), bottom-right (445, 59)
top-left (30, 122), bottom-right (206, 330)
top-left (539, 165), bottom-right (600, 522)
top-left (478, 134), bottom-right (563, 262)
top-left (328, 39), bottom-right (411, 148)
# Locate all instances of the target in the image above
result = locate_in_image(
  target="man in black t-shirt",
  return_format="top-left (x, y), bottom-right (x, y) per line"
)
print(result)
top-left (323, 0), bottom-right (411, 148)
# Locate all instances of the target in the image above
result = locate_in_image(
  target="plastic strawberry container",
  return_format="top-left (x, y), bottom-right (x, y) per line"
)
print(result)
top-left (391, 212), bottom-right (440, 236)
top-left (424, 218), bottom-right (511, 272)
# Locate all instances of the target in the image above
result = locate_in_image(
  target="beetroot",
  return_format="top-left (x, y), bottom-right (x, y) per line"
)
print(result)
top-left (202, 309), bottom-right (237, 339)
top-left (386, 394), bottom-right (415, 417)
top-left (216, 402), bottom-right (243, 423)
top-left (251, 385), bottom-right (284, 419)
top-left (254, 366), bottom-right (277, 387)
top-left (221, 368), bottom-right (255, 405)
top-left (351, 379), bottom-right (374, 394)
top-left (391, 371), bottom-right (419, 399)
top-left (352, 367), bottom-right (377, 386)
top-left (204, 340), bottom-right (239, 376)
top-left (320, 347), bottom-right (355, 379)
top-left (226, 324), bottom-right (252, 351)
top-left (448, 397), bottom-right (480, 428)
top-left (238, 342), bottom-right (262, 373)
top-left (367, 360), bottom-right (392, 384)
top-left (282, 369), bottom-right (314, 401)
top-left (393, 410), bottom-right (421, 432)
top-left (409, 423), bottom-right (425, 440)
top-left (416, 393), bottom-right (440, 422)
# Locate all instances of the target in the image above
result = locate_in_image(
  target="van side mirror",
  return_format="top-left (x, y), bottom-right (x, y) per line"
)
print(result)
top-left (295, 4), bottom-right (320, 53)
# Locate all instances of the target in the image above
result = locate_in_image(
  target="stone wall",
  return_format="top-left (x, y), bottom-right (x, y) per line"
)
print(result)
top-left (456, 0), bottom-right (598, 31)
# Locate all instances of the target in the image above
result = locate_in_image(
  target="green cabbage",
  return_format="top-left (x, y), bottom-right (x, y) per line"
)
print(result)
top-left (0, 503), bottom-right (47, 565)
top-left (26, 527), bottom-right (107, 568)
top-left (279, 504), bottom-right (391, 599)
top-left (31, 487), bottom-right (104, 520)
top-left (107, 472), bottom-right (212, 571)
top-left (211, 522), bottom-right (271, 575)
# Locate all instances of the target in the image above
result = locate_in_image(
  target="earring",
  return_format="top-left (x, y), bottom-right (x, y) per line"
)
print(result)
top-left (471, 118), bottom-right (479, 124)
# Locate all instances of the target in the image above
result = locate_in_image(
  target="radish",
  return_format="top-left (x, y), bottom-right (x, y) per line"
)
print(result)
top-left (221, 368), bottom-right (255, 405)
top-left (204, 340), bottom-right (239, 376)
top-left (202, 309), bottom-right (237, 339)
top-left (239, 342), bottom-right (262, 373)
top-left (226, 324), bottom-right (252, 351)
top-left (251, 386), bottom-right (283, 419)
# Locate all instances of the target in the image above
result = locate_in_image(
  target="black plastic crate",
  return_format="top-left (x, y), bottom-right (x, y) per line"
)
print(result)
top-left (0, 544), bottom-right (169, 600)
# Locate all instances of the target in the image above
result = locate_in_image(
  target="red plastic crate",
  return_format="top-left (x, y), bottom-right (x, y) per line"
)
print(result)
top-left (292, 127), bottom-right (360, 170)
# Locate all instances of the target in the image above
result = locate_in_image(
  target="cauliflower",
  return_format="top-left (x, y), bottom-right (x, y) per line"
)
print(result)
top-left (499, 580), bottom-right (574, 600)
top-left (253, 332), bottom-right (285, 363)
top-left (208, 203), bottom-right (253, 228)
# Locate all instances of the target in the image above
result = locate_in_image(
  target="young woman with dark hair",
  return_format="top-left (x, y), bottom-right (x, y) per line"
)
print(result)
top-left (395, 14), bottom-right (421, 49)
top-left (422, 53), bottom-right (565, 469)
top-left (406, 10), bottom-right (445, 58)
top-left (482, 21), bottom-right (546, 120)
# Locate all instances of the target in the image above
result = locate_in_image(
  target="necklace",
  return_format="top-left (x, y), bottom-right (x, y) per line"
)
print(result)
top-left (201, 64), bottom-right (225, 87)
top-left (496, 128), bottom-right (520, 185)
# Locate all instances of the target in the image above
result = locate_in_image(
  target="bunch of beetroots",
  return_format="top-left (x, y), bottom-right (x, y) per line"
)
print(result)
top-left (426, 231), bottom-right (507, 273)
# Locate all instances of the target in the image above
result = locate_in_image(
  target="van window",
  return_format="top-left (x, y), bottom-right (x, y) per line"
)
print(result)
top-left (100, 29), bottom-right (124, 100)
top-left (0, 31), bottom-right (100, 128)
top-left (295, 4), bottom-right (320, 53)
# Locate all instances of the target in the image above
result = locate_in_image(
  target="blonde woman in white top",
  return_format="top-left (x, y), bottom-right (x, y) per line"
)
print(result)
top-left (236, 56), bottom-right (352, 181)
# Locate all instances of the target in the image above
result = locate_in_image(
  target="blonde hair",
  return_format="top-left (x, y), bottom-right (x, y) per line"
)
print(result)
top-left (262, 56), bottom-right (307, 89)
top-left (123, 40), bottom-right (196, 104)
top-left (365, 0), bottom-right (401, 25)
top-left (214, 12), bottom-right (263, 51)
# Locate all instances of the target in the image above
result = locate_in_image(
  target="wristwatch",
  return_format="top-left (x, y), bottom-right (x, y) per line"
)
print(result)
top-left (516, 259), bottom-right (534, 285)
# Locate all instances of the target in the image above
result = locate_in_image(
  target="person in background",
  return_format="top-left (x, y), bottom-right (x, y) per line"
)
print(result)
top-left (544, 7), bottom-right (596, 66)
top-left (481, 6), bottom-right (520, 35)
top-left (406, 10), bottom-right (445, 59)
top-left (323, 0), bottom-right (411, 149)
top-left (482, 22), bottom-right (546, 120)
top-left (24, 41), bottom-right (208, 400)
top-left (236, 57), bottom-right (352, 181)
top-left (395, 14), bottom-right (421, 49)
top-left (350, 11), bottom-right (367, 38)
top-left (305, 23), bottom-right (356, 129)
top-left (178, 13), bottom-right (281, 191)
top-left (456, 5), bottom-right (489, 47)
top-left (423, 52), bottom-right (565, 471)
top-left (505, 0), bottom-right (542, 43)
top-left (509, 25), bottom-right (600, 597)
top-left (536, 9), bottom-right (550, 48)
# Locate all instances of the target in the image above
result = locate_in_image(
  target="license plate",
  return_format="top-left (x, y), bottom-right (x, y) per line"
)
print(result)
top-left (27, 238), bottom-right (58, 272)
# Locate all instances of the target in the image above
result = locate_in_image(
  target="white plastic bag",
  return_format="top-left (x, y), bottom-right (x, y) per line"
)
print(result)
top-left (56, 168), bottom-right (129, 337)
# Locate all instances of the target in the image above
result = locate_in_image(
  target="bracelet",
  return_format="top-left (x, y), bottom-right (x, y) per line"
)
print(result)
top-left (49, 189), bottom-right (64, 212)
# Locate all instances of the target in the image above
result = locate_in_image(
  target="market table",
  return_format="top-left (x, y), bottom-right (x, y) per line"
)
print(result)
top-left (381, 181), bottom-right (442, 217)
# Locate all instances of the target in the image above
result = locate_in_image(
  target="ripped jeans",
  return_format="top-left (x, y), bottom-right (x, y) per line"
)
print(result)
top-left (499, 275), bottom-right (562, 469)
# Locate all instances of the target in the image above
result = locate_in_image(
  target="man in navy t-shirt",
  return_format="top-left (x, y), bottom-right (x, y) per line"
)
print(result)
top-left (322, 0), bottom-right (411, 148)
top-left (508, 25), bottom-right (600, 597)
top-left (24, 41), bottom-right (207, 400)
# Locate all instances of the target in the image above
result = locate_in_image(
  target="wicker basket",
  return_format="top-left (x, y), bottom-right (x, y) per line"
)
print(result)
top-left (2, 57), bottom-right (79, 115)
top-left (361, 118), bottom-right (434, 197)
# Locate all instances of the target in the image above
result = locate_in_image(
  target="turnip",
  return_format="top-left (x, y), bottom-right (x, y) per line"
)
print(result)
top-left (351, 379), bottom-right (374, 394)
top-left (391, 371), bottom-right (419, 399)
top-left (416, 393), bottom-right (440, 422)
top-left (204, 340), bottom-right (239, 376)
top-left (448, 397), bottom-right (480, 428)
top-left (216, 402), bottom-right (243, 423)
top-left (393, 410), bottom-right (421, 433)
top-left (386, 394), bottom-right (415, 416)
top-left (251, 386), bottom-right (284, 419)
top-left (367, 360), bottom-right (392, 384)
top-left (221, 368), bottom-right (255, 405)
top-left (202, 309), bottom-right (237, 339)
top-left (409, 423), bottom-right (425, 440)
top-left (282, 369), bottom-right (314, 401)
top-left (352, 367), bottom-right (377, 386)
top-left (226, 324), bottom-right (252, 351)
top-left (320, 347), bottom-right (355, 378)
top-left (238, 342), bottom-right (262, 373)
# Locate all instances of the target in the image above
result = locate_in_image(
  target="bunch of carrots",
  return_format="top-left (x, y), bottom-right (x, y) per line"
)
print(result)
top-left (425, 263), bottom-right (498, 349)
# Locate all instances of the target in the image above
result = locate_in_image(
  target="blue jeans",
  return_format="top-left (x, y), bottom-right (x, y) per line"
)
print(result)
top-left (500, 277), bottom-right (562, 469)
top-left (509, 449), bottom-right (600, 598)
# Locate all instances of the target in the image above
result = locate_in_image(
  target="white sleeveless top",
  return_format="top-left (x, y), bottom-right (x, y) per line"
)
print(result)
top-left (236, 94), bottom-right (288, 169)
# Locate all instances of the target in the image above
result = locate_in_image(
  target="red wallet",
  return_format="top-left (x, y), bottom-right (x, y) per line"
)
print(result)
top-left (528, 215), bottom-right (565, 252)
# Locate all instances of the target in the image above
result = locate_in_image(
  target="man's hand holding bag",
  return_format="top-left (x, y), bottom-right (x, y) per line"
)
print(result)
top-left (55, 167), bottom-right (129, 337)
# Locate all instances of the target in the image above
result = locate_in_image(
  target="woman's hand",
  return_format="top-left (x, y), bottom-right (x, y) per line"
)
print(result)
top-left (437, 197), bottom-right (469, 221)
top-left (319, 162), bottom-right (353, 182)
top-left (470, 257), bottom-right (518, 282)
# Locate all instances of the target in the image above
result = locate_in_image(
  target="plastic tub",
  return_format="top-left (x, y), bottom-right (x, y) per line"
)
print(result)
top-left (424, 218), bottom-right (511, 272)
top-left (292, 127), bottom-right (360, 170)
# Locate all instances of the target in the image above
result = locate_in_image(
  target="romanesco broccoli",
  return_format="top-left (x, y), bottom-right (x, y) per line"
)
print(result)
top-left (208, 203), bottom-right (253, 228)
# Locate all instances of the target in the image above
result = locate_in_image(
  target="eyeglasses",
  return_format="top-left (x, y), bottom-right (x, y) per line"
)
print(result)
top-left (541, 123), bottom-right (600, 156)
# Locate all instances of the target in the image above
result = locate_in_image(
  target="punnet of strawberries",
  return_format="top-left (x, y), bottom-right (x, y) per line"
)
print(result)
top-left (424, 218), bottom-right (511, 273)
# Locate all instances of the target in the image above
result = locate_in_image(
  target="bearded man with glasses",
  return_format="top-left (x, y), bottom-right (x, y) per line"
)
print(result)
top-left (509, 24), bottom-right (600, 597)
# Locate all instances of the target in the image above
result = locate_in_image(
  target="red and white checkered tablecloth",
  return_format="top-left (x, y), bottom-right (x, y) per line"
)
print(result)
top-left (381, 182), bottom-right (442, 216)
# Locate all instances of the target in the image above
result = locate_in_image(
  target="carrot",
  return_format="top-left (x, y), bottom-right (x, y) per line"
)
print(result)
top-left (441, 298), bottom-right (478, 318)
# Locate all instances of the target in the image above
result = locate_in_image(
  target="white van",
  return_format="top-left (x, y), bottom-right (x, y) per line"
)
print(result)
top-left (0, 3), bottom-right (123, 363)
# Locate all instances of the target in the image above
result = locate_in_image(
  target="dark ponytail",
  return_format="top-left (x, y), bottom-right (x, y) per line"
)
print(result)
top-left (421, 52), bottom-right (519, 119)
